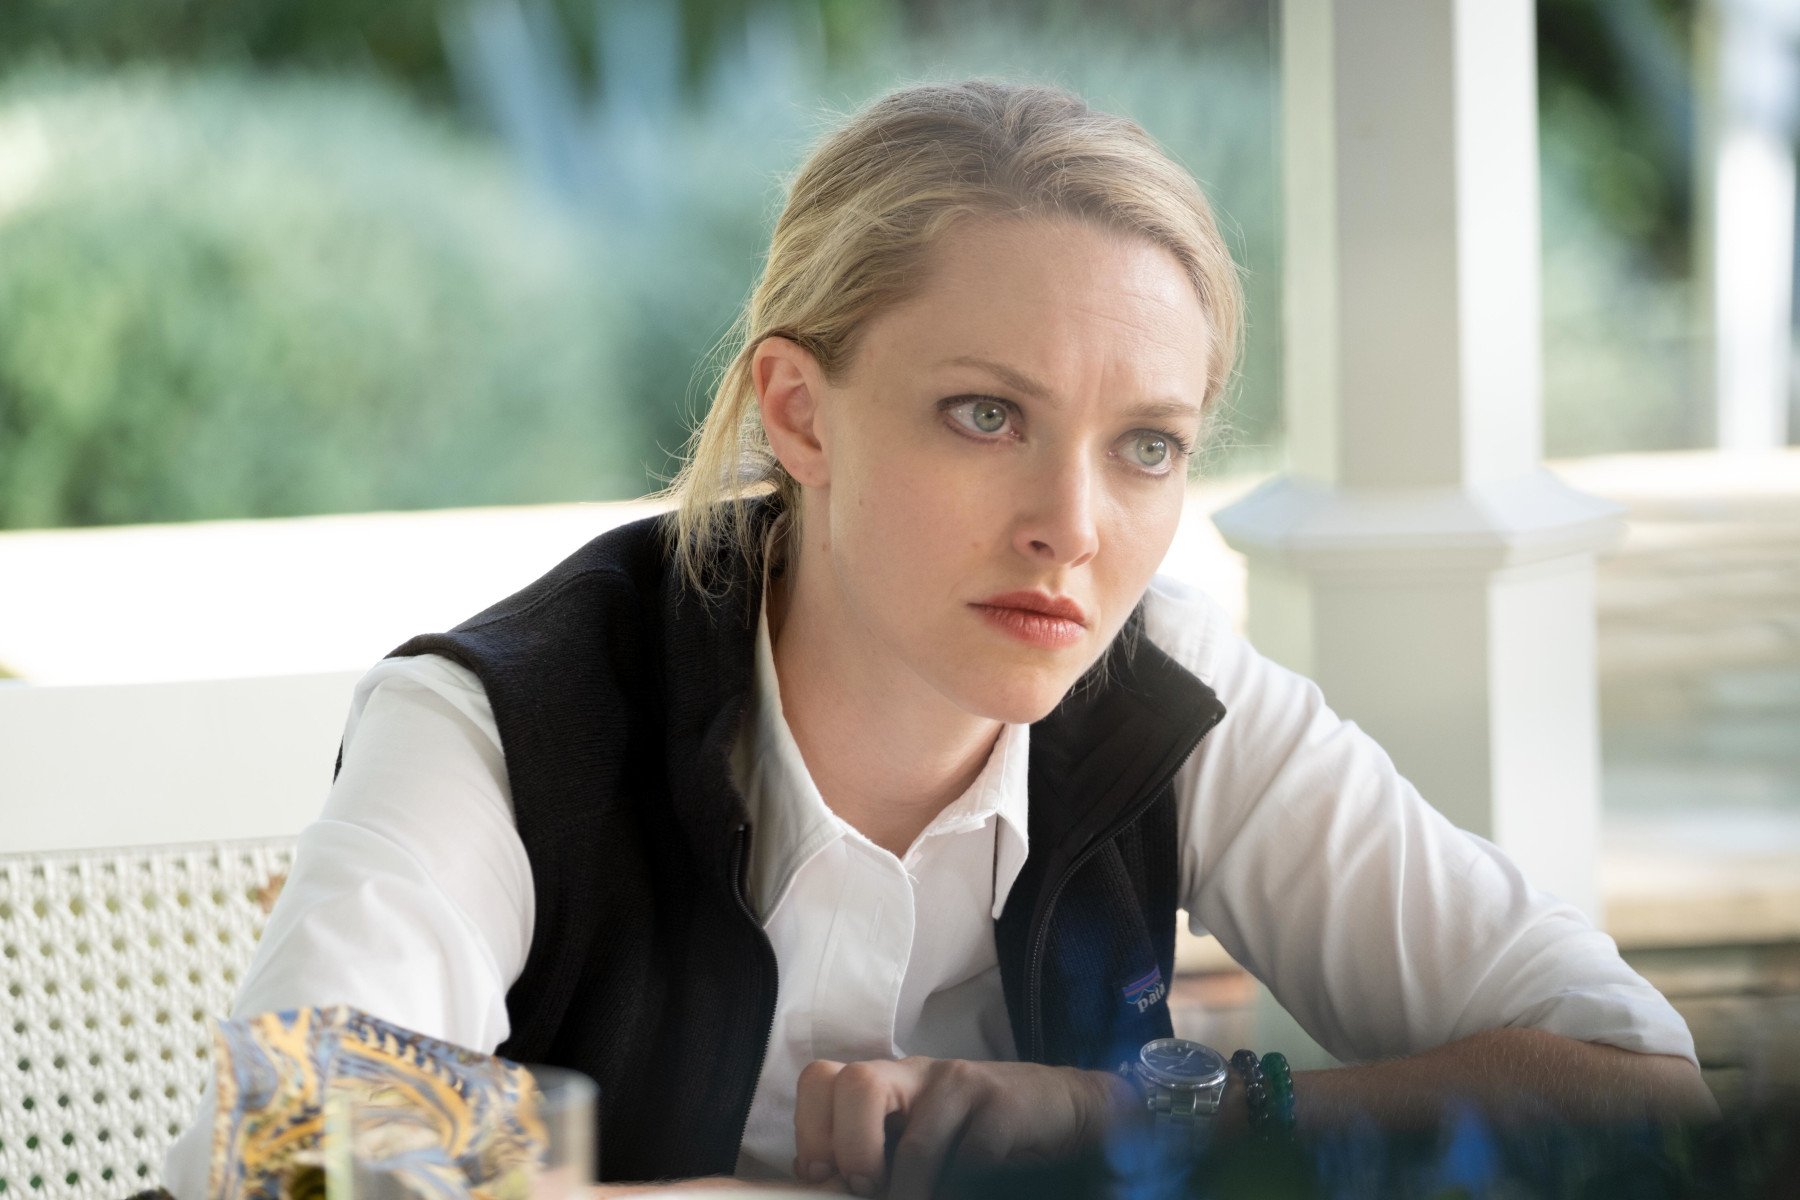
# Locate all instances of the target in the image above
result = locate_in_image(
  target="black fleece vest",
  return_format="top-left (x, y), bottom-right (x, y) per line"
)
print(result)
top-left (377, 505), bottom-right (1225, 1182)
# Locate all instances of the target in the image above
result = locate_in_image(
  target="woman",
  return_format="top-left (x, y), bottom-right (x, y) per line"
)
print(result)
top-left (165, 80), bottom-right (1711, 1198)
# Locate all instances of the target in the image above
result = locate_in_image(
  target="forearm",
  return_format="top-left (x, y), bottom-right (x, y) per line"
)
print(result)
top-left (1223, 1028), bottom-right (1717, 1134)
top-left (598, 1033), bottom-right (1719, 1197)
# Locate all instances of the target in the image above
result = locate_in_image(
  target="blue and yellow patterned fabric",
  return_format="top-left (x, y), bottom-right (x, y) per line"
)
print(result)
top-left (208, 1007), bottom-right (549, 1200)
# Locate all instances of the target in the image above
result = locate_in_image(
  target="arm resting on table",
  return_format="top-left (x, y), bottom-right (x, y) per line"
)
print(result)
top-left (1207, 1027), bottom-right (1718, 1135)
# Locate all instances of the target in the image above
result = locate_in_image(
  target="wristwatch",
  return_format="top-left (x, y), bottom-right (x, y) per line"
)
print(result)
top-left (1122, 1037), bottom-right (1229, 1154)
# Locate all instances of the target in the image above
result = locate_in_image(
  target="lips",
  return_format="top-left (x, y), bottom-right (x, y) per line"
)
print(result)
top-left (969, 592), bottom-right (1091, 649)
top-left (973, 590), bottom-right (1090, 626)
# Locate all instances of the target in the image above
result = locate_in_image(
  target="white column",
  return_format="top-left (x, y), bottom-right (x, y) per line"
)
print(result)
top-left (1219, 0), bottom-right (1622, 920)
top-left (1695, 0), bottom-right (1799, 452)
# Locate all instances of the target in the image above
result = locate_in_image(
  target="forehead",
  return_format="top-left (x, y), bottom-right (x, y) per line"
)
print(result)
top-left (849, 215), bottom-right (1212, 407)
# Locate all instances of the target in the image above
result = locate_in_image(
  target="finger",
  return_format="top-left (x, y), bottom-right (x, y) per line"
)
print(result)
top-left (794, 1059), bottom-right (847, 1185)
top-left (886, 1062), bottom-right (980, 1200)
top-left (831, 1060), bottom-right (910, 1196)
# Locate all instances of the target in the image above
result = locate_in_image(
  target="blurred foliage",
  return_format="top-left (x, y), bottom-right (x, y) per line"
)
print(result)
top-left (0, 3), bottom-right (1283, 529)
top-left (1542, 111), bottom-right (1704, 453)
top-left (0, 0), bottom-right (1745, 526)
top-left (1537, 0), bottom-right (1709, 454)
top-left (1538, 0), bottom-right (1696, 271)
top-left (0, 0), bottom-right (1696, 265)
top-left (0, 0), bottom-right (461, 100)
top-left (0, 0), bottom-right (915, 106)
top-left (0, 0), bottom-right (1267, 101)
top-left (0, 67), bottom-right (647, 528)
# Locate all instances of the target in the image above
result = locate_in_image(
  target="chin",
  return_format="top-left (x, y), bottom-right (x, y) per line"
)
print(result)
top-left (951, 668), bottom-right (1084, 726)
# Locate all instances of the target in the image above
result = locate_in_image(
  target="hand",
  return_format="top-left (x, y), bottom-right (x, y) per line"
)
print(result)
top-left (791, 1056), bottom-right (1129, 1200)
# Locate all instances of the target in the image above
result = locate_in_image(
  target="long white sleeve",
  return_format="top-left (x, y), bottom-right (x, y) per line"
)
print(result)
top-left (229, 655), bottom-right (532, 1044)
top-left (1144, 575), bottom-right (1696, 1066)
top-left (160, 655), bottom-right (533, 1198)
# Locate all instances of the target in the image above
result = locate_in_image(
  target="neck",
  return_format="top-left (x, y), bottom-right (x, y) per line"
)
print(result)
top-left (766, 550), bottom-right (1004, 860)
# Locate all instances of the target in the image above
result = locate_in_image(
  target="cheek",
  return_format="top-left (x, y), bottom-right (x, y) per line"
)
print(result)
top-left (849, 460), bottom-right (991, 570)
top-left (1097, 486), bottom-right (1184, 598)
top-left (829, 446), bottom-right (1001, 610)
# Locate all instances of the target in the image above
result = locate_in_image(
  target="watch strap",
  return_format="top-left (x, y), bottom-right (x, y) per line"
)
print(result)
top-left (1130, 1063), bottom-right (1224, 1154)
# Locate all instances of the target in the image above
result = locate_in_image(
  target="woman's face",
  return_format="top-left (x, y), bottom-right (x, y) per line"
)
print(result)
top-left (786, 215), bottom-right (1213, 725)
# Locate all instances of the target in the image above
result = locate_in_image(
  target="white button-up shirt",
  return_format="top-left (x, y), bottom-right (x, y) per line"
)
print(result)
top-left (162, 575), bottom-right (1696, 1196)
top-left (731, 586), bottom-right (1031, 1176)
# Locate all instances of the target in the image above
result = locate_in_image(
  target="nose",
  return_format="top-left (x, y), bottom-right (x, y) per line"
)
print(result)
top-left (1012, 453), bottom-right (1101, 568)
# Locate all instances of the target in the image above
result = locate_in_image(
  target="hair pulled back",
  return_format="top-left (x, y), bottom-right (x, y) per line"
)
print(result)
top-left (662, 79), bottom-right (1244, 594)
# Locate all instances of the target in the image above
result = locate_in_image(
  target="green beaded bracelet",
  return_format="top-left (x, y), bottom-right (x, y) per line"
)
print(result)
top-left (1260, 1052), bottom-right (1296, 1133)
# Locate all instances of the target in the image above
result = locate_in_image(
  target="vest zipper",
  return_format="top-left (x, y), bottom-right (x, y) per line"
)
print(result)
top-left (1022, 712), bottom-right (1223, 1063)
top-left (724, 821), bottom-right (779, 1161)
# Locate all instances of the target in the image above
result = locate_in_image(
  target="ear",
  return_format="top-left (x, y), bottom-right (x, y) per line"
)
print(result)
top-left (752, 336), bottom-right (832, 488)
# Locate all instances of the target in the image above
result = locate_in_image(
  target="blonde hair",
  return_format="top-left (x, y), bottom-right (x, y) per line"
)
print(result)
top-left (660, 79), bottom-right (1244, 594)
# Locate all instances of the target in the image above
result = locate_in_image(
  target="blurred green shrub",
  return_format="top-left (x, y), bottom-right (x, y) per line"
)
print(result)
top-left (0, 17), bottom-right (1284, 532)
top-left (1541, 76), bottom-right (1705, 455)
top-left (0, 0), bottom-right (903, 107)
top-left (1538, 0), bottom-right (1709, 455)
top-left (0, 0), bottom-right (1266, 109)
top-left (0, 0), bottom-right (1731, 532)
top-left (0, 0), bottom-right (457, 99)
top-left (0, 66), bottom-right (649, 529)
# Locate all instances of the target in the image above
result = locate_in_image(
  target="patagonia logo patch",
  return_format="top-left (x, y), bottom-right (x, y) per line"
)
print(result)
top-left (1122, 965), bottom-right (1167, 1013)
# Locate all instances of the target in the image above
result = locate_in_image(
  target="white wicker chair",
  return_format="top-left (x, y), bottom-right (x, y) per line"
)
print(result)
top-left (0, 838), bottom-right (295, 1199)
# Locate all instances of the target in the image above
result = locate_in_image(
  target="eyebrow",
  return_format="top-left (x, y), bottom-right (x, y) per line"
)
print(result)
top-left (939, 354), bottom-right (1203, 424)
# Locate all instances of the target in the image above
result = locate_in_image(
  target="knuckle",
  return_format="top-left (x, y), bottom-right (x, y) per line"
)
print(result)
top-left (838, 1060), bottom-right (883, 1090)
top-left (932, 1058), bottom-right (980, 1090)
top-left (946, 1058), bottom-right (979, 1081)
top-left (798, 1059), bottom-right (843, 1088)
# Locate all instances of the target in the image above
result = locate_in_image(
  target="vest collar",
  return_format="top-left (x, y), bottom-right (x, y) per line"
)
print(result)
top-left (1025, 609), bottom-right (1225, 873)
top-left (658, 506), bottom-right (766, 891)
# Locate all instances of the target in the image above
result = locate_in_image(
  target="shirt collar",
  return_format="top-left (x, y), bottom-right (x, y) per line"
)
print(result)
top-left (732, 577), bottom-right (1031, 922)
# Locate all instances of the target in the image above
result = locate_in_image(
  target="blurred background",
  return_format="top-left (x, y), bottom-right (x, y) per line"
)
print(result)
top-left (5, 0), bottom-right (1784, 524)
top-left (0, 0), bottom-right (1797, 1115)
top-left (3, 0), bottom-right (1796, 798)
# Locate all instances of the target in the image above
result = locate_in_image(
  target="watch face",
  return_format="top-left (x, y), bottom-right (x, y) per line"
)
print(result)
top-left (1139, 1038), bottom-right (1227, 1088)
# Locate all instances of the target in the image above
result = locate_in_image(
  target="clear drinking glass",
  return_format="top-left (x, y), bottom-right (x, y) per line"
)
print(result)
top-left (325, 1064), bottom-right (598, 1199)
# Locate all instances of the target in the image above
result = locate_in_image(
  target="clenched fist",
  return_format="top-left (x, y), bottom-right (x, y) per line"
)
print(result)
top-left (791, 1056), bottom-right (1132, 1199)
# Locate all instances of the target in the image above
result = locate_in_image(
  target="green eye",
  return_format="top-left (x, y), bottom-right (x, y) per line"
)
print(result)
top-left (970, 401), bottom-right (1007, 434)
top-left (1129, 434), bottom-right (1169, 469)
top-left (943, 397), bottom-right (1017, 440)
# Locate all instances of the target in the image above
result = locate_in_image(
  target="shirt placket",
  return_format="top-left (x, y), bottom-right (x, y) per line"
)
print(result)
top-left (809, 839), bottom-right (916, 1065)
